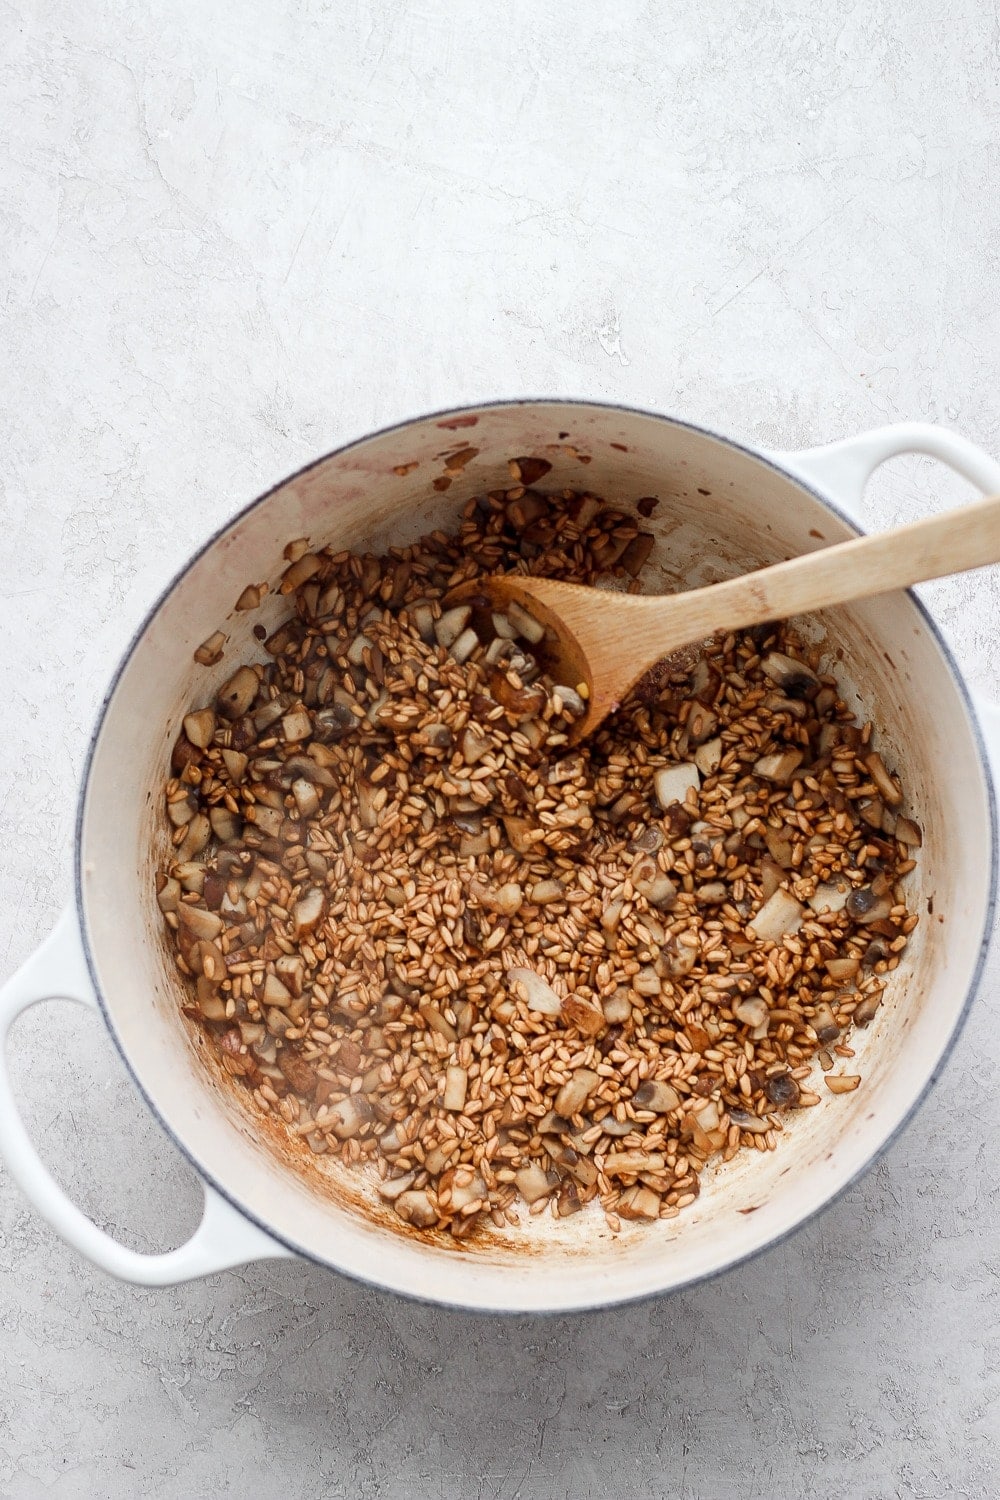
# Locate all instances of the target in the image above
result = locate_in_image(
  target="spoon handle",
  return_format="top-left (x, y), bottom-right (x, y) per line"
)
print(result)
top-left (640, 490), bottom-right (1000, 658)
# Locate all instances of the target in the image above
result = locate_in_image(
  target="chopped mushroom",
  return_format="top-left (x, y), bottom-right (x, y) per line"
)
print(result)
top-left (275, 954), bottom-right (305, 995)
top-left (555, 1068), bottom-right (600, 1117)
top-left (808, 881), bottom-right (850, 914)
top-left (811, 1002), bottom-right (840, 1044)
top-left (191, 938), bottom-right (225, 981)
top-left (560, 995), bottom-right (606, 1037)
top-left (221, 748), bottom-right (248, 783)
top-left (764, 1072), bottom-right (800, 1107)
top-left (393, 1190), bottom-right (437, 1228)
top-left (824, 956), bottom-right (859, 983)
top-left (156, 875), bottom-right (181, 913)
top-left (505, 599), bottom-right (545, 644)
top-left (293, 888), bottom-right (327, 939)
top-left (419, 1004), bottom-right (457, 1042)
top-left (760, 651), bottom-right (821, 699)
top-left (529, 878), bottom-right (565, 905)
top-left (554, 1178), bottom-right (584, 1217)
top-left (443, 1065), bottom-right (469, 1111)
top-left (291, 778), bottom-right (321, 818)
top-left (508, 967), bottom-right (562, 1016)
top-left (449, 627), bottom-right (479, 664)
top-left (748, 888), bottom-right (805, 942)
top-left (864, 751), bottom-right (903, 807)
top-left (863, 937), bottom-right (891, 967)
top-left (895, 815), bottom-right (922, 847)
top-left (729, 1108), bottom-right (769, 1135)
top-left (434, 605), bottom-right (471, 649)
top-left (697, 881), bottom-right (727, 904)
top-left (632, 1080), bottom-right (681, 1113)
top-left (250, 805), bottom-right (283, 837)
top-left (217, 666), bottom-right (258, 720)
top-left (263, 973), bottom-right (293, 1009)
top-left (194, 630), bottom-right (227, 666)
top-left (602, 990), bottom-right (632, 1024)
top-left (693, 736), bottom-right (723, 776)
top-left (633, 967), bottom-right (662, 997)
top-left (553, 1146), bottom-right (598, 1187)
top-left (825, 1074), bottom-right (861, 1094)
top-left (282, 707), bottom-right (312, 743)
top-left (326, 1094), bottom-right (371, 1139)
top-left (620, 532), bottom-right (655, 577)
top-left (475, 881), bottom-right (523, 916)
top-left (183, 708), bottom-right (216, 749)
top-left (235, 583), bottom-right (265, 611)
top-left (281, 553), bottom-right (322, 592)
top-left (852, 992), bottom-right (883, 1026)
top-left (460, 726), bottom-right (491, 764)
top-left (845, 886), bottom-right (893, 924)
top-left (552, 685), bottom-right (586, 717)
top-left (654, 763), bottom-right (700, 810)
top-left (439, 1166), bottom-right (486, 1214)
top-left (631, 856), bottom-right (677, 908)
top-left (165, 790), bottom-right (198, 828)
top-left (176, 904), bottom-right (223, 942)
top-left (208, 806), bottom-right (240, 842)
top-left (617, 1185), bottom-right (661, 1220)
top-left (764, 827), bottom-right (794, 867)
top-left (732, 995), bottom-right (769, 1029)
top-left (378, 1171), bottom-right (417, 1201)
top-left (686, 705), bottom-right (717, 745)
top-left (754, 749), bottom-right (804, 785)
top-left (174, 861), bottom-right (205, 894)
top-left (515, 1162), bottom-right (556, 1204)
top-left (603, 1150), bottom-right (666, 1176)
top-left (356, 778), bottom-right (379, 829)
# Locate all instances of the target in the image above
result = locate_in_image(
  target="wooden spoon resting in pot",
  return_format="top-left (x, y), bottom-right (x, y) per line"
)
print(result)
top-left (450, 491), bottom-right (1000, 741)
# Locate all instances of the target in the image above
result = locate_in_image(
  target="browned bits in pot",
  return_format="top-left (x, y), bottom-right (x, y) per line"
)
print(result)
top-left (157, 478), bottom-right (919, 1244)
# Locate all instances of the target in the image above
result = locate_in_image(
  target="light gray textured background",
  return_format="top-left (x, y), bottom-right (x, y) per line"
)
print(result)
top-left (2, 2), bottom-right (999, 1496)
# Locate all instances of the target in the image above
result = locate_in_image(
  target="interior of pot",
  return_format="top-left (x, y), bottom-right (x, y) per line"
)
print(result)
top-left (77, 401), bottom-right (995, 1311)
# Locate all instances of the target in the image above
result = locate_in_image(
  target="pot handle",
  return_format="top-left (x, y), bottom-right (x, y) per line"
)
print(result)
top-left (0, 907), bottom-right (295, 1284)
top-left (773, 422), bottom-right (1000, 526)
top-left (779, 423), bottom-right (1000, 793)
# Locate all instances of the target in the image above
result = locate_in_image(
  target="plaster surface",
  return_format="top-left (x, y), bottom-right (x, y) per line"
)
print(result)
top-left (2, 2), bottom-right (999, 1495)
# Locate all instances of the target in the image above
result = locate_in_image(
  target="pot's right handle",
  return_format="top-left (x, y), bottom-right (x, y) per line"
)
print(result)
top-left (777, 421), bottom-right (1000, 793)
top-left (0, 907), bottom-right (295, 1285)
top-left (773, 422), bottom-right (1000, 528)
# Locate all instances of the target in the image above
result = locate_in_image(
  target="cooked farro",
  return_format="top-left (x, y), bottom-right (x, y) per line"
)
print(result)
top-left (157, 479), bottom-right (918, 1241)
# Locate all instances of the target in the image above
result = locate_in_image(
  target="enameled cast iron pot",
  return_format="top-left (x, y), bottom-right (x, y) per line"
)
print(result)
top-left (2, 402), bottom-right (999, 1313)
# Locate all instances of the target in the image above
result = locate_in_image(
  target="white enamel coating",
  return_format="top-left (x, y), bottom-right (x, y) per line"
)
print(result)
top-left (777, 421), bottom-right (1000, 520)
top-left (776, 421), bottom-right (1000, 786)
top-left (2, 403), bottom-right (999, 1310)
top-left (0, 909), bottom-right (290, 1283)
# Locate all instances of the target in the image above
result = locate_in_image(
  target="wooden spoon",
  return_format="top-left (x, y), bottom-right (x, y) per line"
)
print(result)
top-left (451, 492), bottom-right (1000, 740)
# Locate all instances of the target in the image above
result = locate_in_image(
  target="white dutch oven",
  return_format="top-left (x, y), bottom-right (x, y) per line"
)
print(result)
top-left (2, 402), bottom-right (999, 1313)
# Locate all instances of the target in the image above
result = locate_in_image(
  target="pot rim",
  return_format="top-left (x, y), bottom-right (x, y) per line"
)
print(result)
top-left (73, 397), bottom-right (999, 1313)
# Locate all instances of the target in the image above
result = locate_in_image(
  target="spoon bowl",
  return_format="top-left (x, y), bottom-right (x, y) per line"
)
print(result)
top-left (453, 490), bottom-right (1000, 740)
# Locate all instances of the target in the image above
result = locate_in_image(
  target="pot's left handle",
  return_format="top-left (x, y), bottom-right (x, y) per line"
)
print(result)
top-left (0, 907), bottom-right (295, 1285)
